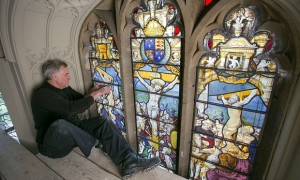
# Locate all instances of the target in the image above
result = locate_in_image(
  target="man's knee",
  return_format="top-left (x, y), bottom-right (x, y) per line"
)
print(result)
top-left (103, 118), bottom-right (118, 129)
top-left (50, 119), bottom-right (76, 135)
top-left (52, 119), bottom-right (69, 127)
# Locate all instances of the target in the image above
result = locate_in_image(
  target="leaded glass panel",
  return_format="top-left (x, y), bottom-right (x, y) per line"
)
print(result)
top-left (89, 19), bottom-right (125, 137)
top-left (0, 92), bottom-right (18, 141)
top-left (190, 6), bottom-right (278, 179)
top-left (131, 0), bottom-right (182, 173)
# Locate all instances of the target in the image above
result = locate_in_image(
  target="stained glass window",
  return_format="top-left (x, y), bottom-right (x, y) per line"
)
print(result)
top-left (130, 0), bottom-right (182, 173)
top-left (190, 6), bottom-right (278, 179)
top-left (0, 92), bottom-right (18, 141)
top-left (89, 19), bottom-right (126, 137)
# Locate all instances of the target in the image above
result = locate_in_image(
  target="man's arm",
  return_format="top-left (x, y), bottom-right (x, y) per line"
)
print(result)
top-left (88, 85), bottom-right (111, 101)
top-left (162, 76), bottom-right (178, 93)
top-left (135, 71), bottom-right (151, 90)
top-left (240, 89), bottom-right (258, 106)
top-left (221, 95), bottom-right (229, 105)
top-left (86, 83), bottom-right (108, 98)
top-left (34, 88), bottom-right (94, 116)
top-left (68, 87), bottom-right (84, 100)
top-left (33, 85), bottom-right (111, 118)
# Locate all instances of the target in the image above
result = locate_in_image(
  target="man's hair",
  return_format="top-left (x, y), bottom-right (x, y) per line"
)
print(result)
top-left (42, 59), bottom-right (68, 80)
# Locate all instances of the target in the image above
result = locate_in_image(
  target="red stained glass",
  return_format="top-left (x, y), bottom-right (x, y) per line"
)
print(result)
top-left (205, 0), bottom-right (213, 6)
top-left (174, 26), bottom-right (180, 36)
top-left (131, 29), bottom-right (136, 37)
top-left (265, 39), bottom-right (273, 52)
top-left (208, 38), bottom-right (213, 49)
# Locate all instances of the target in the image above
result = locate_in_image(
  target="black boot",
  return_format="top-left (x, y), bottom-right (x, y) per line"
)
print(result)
top-left (120, 150), bottom-right (161, 179)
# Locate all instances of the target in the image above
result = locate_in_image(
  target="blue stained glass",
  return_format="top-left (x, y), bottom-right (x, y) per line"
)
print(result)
top-left (134, 77), bottom-right (179, 97)
top-left (191, 5), bottom-right (279, 179)
top-left (244, 96), bottom-right (267, 112)
top-left (241, 111), bottom-right (265, 128)
top-left (93, 66), bottom-right (121, 85)
top-left (206, 94), bottom-right (267, 112)
top-left (144, 38), bottom-right (155, 50)
top-left (208, 81), bottom-right (256, 96)
top-left (155, 50), bottom-right (165, 63)
top-left (89, 19), bottom-right (125, 136)
top-left (97, 103), bottom-right (126, 135)
top-left (135, 90), bottom-right (179, 119)
top-left (202, 104), bottom-right (228, 123)
top-left (131, 0), bottom-right (182, 172)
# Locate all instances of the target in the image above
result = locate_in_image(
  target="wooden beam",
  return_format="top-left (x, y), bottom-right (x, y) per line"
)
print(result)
top-left (75, 147), bottom-right (187, 180)
top-left (37, 150), bottom-right (120, 180)
top-left (73, 147), bottom-right (121, 178)
top-left (0, 130), bottom-right (62, 179)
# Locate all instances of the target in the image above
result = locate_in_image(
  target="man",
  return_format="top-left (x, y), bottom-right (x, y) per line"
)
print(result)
top-left (135, 71), bottom-right (178, 119)
top-left (31, 59), bottom-right (160, 179)
top-left (220, 89), bottom-right (258, 141)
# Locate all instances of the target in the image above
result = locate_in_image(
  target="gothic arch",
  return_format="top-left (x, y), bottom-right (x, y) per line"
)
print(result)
top-left (188, 0), bottom-right (297, 179)
top-left (77, 0), bottom-right (300, 179)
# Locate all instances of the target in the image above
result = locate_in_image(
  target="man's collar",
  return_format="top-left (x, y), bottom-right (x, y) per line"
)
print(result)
top-left (43, 81), bottom-right (65, 91)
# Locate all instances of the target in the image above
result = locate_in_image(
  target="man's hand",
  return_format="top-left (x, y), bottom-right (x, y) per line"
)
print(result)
top-left (89, 85), bottom-right (111, 100)
top-left (89, 83), bottom-right (107, 93)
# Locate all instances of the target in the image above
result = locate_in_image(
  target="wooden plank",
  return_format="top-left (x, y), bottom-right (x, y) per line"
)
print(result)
top-left (37, 151), bottom-right (120, 180)
top-left (128, 166), bottom-right (187, 180)
top-left (0, 130), bottom-right (62, 180)
top-left (73, 147), bottom-right (121, 177)
top-left (75, 147), bottom-right (187, 180)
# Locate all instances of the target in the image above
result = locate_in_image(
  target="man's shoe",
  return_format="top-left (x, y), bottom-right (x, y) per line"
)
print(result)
top-left (120, 152), bottom-right (161, 179)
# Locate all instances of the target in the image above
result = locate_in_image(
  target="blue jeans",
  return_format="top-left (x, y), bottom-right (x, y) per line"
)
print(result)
top-left (39, 117), bottom-right (131, 165)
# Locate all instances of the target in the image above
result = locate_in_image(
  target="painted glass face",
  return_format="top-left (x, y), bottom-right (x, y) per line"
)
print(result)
top-left (190, 6), bottom-right (277, 179)
top-left (131, 0), bottom-right (182, 172)
top-left (89, 19), bottom-right (126, 137)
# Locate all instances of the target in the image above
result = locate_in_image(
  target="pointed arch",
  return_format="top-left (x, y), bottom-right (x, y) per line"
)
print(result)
top-left (130, 0), bottom-right (183, 173)
top-left (189, 1), bottom-right (294, 179)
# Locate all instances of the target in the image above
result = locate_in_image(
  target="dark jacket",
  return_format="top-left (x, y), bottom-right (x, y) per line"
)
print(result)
top-left (31, 81), bottom-right (94, 144)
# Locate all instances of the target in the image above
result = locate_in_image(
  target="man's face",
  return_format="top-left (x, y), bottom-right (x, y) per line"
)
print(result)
top-left (52, 66), bottom-right (71, 89)
top-left (228, 95), bottom-right (238, 104)
top-left (154, 84), bottom-right (162, 91)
